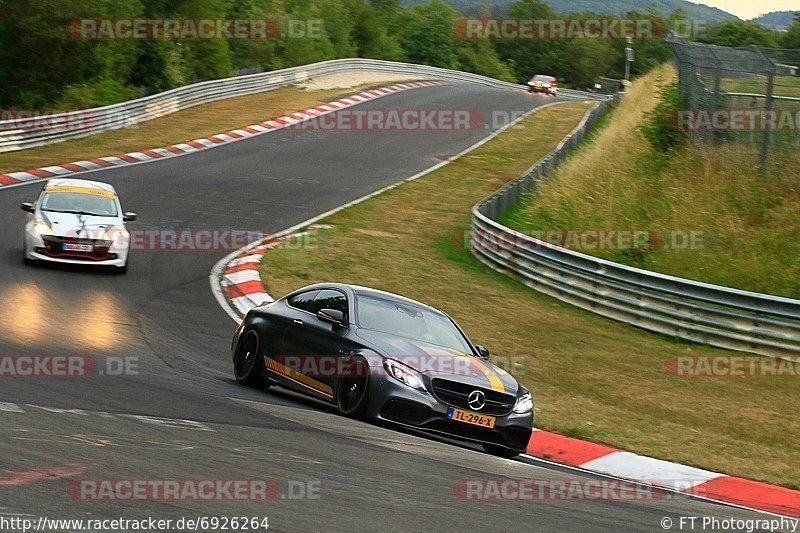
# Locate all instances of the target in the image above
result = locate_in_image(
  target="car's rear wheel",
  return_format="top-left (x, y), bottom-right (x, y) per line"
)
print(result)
top-left (335, 359), bottom-right (369, 418)
top-left (233, 329), bottom-right (263, 387)
top-left (483, 444), bottom-right (522, 458)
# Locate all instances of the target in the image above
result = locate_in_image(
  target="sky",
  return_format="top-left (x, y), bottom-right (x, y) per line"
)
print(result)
top-left (695, 0), bottom-right (799, 20)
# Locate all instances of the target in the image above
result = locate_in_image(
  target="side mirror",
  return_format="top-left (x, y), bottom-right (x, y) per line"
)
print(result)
top-left (21, 202), bottom-right (34, 213)
top-left (123, 212), bottom-right (137, 222)
top-left (475, 345), bottom-right (490, 359)
top-left (317, 308), bottom-right (345, 327)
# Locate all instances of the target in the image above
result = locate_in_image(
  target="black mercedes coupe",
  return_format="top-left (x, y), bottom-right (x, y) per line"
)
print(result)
top-left (231, 283), bottom-right (533, 457)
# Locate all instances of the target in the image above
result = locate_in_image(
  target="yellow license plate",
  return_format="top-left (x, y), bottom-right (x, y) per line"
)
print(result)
top-left (447, 407), bottom-right (496, 428)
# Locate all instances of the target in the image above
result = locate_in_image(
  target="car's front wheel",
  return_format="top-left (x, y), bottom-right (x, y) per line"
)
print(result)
top-left (483, 444), bottom-right (522, 458)
top-left (22, 244), bottom-right (34, 266)
top-left (233, 329), bottom-right (264, 387)
top-left (335, 359), bottom-right (369, 418)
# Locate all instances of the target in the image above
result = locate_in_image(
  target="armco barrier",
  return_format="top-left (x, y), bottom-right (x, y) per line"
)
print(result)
top-left (0, 59), bottom-right (605, 153)
top-left (470, 101), bottom-right (800, 359)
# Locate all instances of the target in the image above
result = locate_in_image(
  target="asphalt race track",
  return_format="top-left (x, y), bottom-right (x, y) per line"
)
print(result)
top-left (0, 84), bottom-right (772, 532)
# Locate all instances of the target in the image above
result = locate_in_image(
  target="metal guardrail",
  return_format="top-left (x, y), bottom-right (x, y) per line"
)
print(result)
top-left (726, 92), bottom-right (800, 102)
top-left (471, 101), bottom-right (800, 359)
top-left (0, 59), bottom-right (605, 153)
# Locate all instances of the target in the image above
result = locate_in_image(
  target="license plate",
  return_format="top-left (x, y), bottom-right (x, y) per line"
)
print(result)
top-left (447, 407), bottom-right (496, 428)
top-left (63, 243), bottom-right (93, 252)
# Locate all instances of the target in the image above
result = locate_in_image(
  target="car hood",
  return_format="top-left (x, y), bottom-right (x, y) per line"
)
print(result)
top-left (355, 329), bottom-right (519, 395)
top-left (39, 211), bottom-right (121, 238)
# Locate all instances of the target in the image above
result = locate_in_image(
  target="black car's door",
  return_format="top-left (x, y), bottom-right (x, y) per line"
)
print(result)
top-left (277, 289), bottom-right (351, 400)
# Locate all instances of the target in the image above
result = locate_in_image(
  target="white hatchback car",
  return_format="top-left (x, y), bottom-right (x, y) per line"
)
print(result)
top-left (21, 178), bottom-right (136, 273)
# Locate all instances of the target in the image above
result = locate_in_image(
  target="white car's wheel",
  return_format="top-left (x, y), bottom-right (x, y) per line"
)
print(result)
top-left (22, 241), bottom-right (35, 266)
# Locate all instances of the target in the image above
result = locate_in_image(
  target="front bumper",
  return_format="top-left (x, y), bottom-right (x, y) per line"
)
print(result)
top-left (24, 227), bottom-right (128, 267)
top-left (528, 85), bottom-right (557, 95)
top-left (367, 373), bottom-right (533, 452)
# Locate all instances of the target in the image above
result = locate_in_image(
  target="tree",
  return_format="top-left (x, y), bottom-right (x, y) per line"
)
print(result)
top-left (700, 20), bottom-right (780, 48)
top-left (347, 0), bottom-right (404, 60)
top-left (781, 12), bottom-right (800, 49)
top-left (491, 0), bottom-right (565, 83)
top-left (396, 0), bottom-right (459, 69)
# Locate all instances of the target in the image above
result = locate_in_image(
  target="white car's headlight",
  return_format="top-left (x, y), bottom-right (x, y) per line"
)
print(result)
top-left (104, 226), bottom-right (128, 247)
top-left (33, 219), bottom-right (53, 235)
top-left (383, 359), bottom-right (425, 391)
top-left (513, 392), bottom-right (533, 414)
top-left (103, 226), bottom-right (125, 241)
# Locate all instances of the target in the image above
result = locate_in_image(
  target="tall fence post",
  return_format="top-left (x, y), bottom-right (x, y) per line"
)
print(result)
top-left (758, 69), bottom-right (775, 176)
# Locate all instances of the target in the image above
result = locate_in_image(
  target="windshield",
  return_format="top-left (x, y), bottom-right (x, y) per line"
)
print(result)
top-left (40, 192), bottom-right (118, 216)
top-left (533, 75), bottom-right (555, 82)
top-left (356, 295), bottom-right (472, 353)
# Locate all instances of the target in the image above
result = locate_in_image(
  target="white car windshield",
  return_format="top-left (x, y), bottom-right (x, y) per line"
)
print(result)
top-left (356, 295), bottom-right (472, 353)
top-left (40, 192), bottom-right (118, 217)
top-left (533, 75), bottom-right (555, 82)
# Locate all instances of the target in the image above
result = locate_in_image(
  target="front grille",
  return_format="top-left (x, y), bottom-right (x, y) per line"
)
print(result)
top-left (42, 235), bottom-right (114, 261)
top-left (431, 378), bottom-right (515, 416)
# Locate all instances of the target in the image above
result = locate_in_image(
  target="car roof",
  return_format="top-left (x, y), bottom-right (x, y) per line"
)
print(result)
top-left (44, 178), bottom-right (117, 194)
top-left (294, 283), bottom-right (446, 315)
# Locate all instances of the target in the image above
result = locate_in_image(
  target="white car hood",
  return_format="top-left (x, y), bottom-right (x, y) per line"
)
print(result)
top-left (39, 211), bottom-right (121, 238)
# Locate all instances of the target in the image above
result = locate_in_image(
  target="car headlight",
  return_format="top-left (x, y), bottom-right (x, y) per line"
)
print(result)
top-left (513, 392), bottom-right (533, 414)
top-left (33, 219), bottom-right (53, 235)
top-left (103, 226), bottom-right (127, 247)
top-left (383, 359), bottom-right (425, 391)
top-left (542, 83), bottom-right (551, 88)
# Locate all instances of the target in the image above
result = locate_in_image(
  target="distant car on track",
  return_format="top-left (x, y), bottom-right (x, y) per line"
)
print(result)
top-left (527, 74), bottom-right (558, 96)
top-left (232, 283), bottom-right (534, 457)
top-left (21, 178), bottom-right (137, 273)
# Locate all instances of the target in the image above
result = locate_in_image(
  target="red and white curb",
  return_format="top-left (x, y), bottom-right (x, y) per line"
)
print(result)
top-left (0, 81), bottom-right (443, 188)
top-left (217, 228), bottom-right (322, 317)
top-left (527, 429), bottom-right (799, 517)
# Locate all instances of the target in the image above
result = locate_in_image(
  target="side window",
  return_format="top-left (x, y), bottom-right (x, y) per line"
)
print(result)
top-left (308, 290), bottom-right (348, 320)
top-left (287, 290), bottom-right (320, 311)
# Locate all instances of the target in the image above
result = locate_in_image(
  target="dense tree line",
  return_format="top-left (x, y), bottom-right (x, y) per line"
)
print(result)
top-left (0, 0), bottom-right (796, 110)
top-left (697, 15), bottom-right (800, 48)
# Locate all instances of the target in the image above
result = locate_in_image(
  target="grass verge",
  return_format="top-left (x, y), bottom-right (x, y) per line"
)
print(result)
top-left (259, 100), bottom-right (799, 488)
top-left (503, 64), bottom-right (800, 298)
top-left (0, 82), bottom-right (414, 175)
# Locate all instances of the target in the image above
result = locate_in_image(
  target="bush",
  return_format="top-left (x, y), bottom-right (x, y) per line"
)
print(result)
top-left (639, 80), bottom-right (685, 153)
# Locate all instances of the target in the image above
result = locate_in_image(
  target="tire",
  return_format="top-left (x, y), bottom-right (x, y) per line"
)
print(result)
top-left (335, 359), bottom-right (369, 418)
top-left (233, 329), bottom-right (264, 387)
top-left (22, 246), bottom-right (34, 266)
top-left (483, 444), bottom-right (522, 458)
top-left (115, 264), bottom-right (128, 274)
